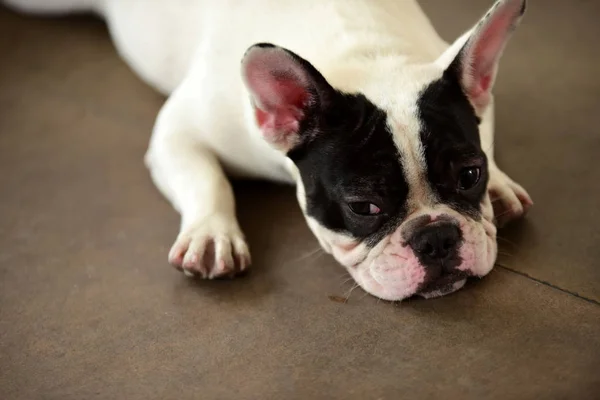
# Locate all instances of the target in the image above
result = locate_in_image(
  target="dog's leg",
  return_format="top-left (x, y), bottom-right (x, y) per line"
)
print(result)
top-left (145, 97), bottom-right (251, 279)
top-left (480, 101), bottom-right (533, 227)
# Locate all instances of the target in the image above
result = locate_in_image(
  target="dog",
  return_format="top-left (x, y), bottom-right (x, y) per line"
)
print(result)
top-left (4, 0), bottom-right (533, 300)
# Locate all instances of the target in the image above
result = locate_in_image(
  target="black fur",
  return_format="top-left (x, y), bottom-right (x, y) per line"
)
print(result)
top-left (416, 68), bottom-right (489, 220)
top-left (288, 91), bottom-right (409, 245)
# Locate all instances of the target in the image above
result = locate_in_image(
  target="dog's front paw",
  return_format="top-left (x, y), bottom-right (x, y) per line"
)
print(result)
top-left (168, 216), bottom-right (251, 279)
top-left (488, 166), bottom-right (533, 228)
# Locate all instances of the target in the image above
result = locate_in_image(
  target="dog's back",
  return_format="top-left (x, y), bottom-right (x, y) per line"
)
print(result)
top-left (3, 0), bottom-right (450, 95)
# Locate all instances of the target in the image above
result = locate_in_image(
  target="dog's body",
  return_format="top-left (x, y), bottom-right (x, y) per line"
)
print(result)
top-left (5, 0), bottom-right (533, 300)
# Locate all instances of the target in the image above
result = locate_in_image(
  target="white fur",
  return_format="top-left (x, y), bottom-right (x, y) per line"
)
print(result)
top-left (4, 0), bottom-right (533, 299)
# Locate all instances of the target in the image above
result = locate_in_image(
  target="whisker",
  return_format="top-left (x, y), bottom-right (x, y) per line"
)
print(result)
top-left (494, 209), bottom-right (514, 219)
top-left (483, 140), bottom-right (495, 155)
top-left (290, 247), bottom-right (324, 264)
top-left (344, 283), bottom-right (361, 302)
top-left (339, 276), bottom-right (355, 287)
top-left (491, 194), bottom-right (512, 204)
top-left (497, 236), bottom-right (518, 248)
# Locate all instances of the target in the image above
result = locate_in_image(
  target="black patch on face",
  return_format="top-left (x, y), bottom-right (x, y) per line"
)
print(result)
top-left (242, 43), bottom-right (409, 245)
top-left (288, 92), bottom-right (409, 245)
top-left (417, 68), bottom-right (489, 219)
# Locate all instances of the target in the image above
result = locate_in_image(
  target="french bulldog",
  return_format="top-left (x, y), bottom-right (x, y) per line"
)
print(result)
top-left (4, 0), bottom-right (533, 300)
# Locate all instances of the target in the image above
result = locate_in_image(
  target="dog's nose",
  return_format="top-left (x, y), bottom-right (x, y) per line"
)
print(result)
top-left (408, 222), bottom-right (461, 261)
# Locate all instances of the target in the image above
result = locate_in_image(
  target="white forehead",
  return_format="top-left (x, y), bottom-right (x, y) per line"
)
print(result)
top-left (358, 62), bottom-right (444, 210)
top-left (330, 59), bottom-right (444, 149)
top-left (363, 62), bottom-right (443, 121)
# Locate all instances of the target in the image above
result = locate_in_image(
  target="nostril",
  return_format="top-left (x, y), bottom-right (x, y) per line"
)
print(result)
top-left (422, 243), bottom-right (435, 256)
top-left (443, 238), bottom-right (456, 251)
top-left (408, 222), bottom-right (462, 261)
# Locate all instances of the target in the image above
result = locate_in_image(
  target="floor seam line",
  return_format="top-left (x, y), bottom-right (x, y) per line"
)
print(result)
top-left (496, 265), bottom-right (599, 306)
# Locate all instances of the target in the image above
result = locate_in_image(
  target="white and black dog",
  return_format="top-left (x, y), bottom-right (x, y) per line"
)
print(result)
top-left (4, 0), bottom-right (533, 300)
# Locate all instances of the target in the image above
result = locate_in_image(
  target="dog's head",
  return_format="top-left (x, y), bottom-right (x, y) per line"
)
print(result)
top-left (241, 0), bottom-right (526, 300)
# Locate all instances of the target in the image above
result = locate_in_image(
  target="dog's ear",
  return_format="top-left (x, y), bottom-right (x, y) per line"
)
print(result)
top-left (441, 0), bottom-right (527, 115)
top-left (241, 43), bottom-right (336, 152)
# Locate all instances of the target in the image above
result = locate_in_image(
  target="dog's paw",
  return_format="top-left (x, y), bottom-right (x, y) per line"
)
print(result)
top-left (487, 167), bottom-right (533, 228)
top-left (168, 216), bottom-right (251, 279)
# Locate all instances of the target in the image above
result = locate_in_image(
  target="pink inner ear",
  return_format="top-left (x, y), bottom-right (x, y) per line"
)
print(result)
top-left (242, 46), bottom-right (320, 150)
top-left (254, 106), bottom-right (301, 139)
top-left (251, 75), bottom-right (310, 145)
top-left (464, 3), bottom-right (520, 104)
top-left (470, 74), bottom-right (492, 100)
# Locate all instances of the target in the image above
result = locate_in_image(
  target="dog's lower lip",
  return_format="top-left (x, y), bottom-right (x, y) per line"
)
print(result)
top-left (419, 272), bottom-right (467, 295)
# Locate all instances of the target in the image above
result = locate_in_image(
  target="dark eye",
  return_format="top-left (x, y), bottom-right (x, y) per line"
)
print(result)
top-left (348, 202), bottom-right (382, 216)
top-left (457, 167), bottom-right (481, 190)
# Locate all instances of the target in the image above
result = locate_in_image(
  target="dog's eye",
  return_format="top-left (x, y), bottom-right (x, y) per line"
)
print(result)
top-left (457, 167), bottom-right (481, 190)
top-left (348, 202), bottom-right (381, 216)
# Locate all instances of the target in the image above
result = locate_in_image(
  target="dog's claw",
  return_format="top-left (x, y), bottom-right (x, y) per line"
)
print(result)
top-left (488, 167), bottom-right (533, 227)
top-left (168, 217), bottom-right (251, 279)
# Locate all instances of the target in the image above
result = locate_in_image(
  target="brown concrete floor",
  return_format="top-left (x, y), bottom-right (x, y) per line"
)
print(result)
top-left (0, 1), bottom-right (599, 399)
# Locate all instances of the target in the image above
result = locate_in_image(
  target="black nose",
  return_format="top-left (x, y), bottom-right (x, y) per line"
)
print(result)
top-left (408, 222), bottom-right (462, 261)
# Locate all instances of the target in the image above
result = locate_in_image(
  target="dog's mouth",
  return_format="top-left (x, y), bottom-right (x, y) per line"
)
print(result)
top-left (417, 272), bottom-right (469, 299)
